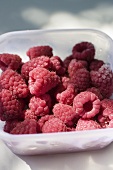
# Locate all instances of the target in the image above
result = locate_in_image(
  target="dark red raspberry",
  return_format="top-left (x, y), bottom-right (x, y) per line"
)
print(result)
top-left (26, 45), bottom-right (53, 59)
top-left (53, 103), bottom-right (76, 126)
top-left (76, 118), bottom-right (101, 131)
top-left (38, 115), bottom-right (54, 132)
top-left (73, 91), bottom-right (100, 119)
top-left (42, 117), bottom-right (66, 133)
top-left (0, 53), bottom-right (22, 71)
top-left (24, 109), bottom-right (37, 120)
top-left (56, 84), bottom-right (77, 105)
top-left (0, 69), bottom-right (29, 98)
top-left (72, 42), bottom-right (95, 62)
top-left (4, 120), bottom-right (20, 133)
top-left (0, 89), bottom-right (23, 121)
top-left (98, 108), bottom-right (113, 128)
top-left (10, 119), bottom-right (37, 134)
top-left (63, 55), bottom-right (73, 69)
top-left (50, 56), bottom-right (66, 75)
top-left (70, 68), bottom-right (90, 92)
top-left (86, 87), bottom-right (103, 100)
top-left (28, 67), bottom-right (60, 96)
top-left (21, 56), bottom-right (51, 80)
top-left (89, 59), bottom-right (104, 71)
top-left (68, 59), bottom-right (87, 77)
top-left (29, 96), bottom-right (49, 117)
top-left (90, 64), bottom-right (113, 98)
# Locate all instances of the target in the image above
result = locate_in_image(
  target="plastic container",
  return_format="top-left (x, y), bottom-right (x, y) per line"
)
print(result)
top-left (0, 29), bottom-right (113, 155)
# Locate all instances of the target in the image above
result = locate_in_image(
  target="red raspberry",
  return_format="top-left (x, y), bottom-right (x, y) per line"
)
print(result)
top-left (38, 115), bottom-right (54, 132)
top-left (29, 96), bottom-right (49, 117)
top-left (98, 108), bottom-right (113, 128)
top-left (68, 59), bottom-right (87, 77)
top-left (24, 109), bottom-right (37, 120)
top-left (73, 91), bottom-right (101, 119)
top-left (0, 89), bottom-right (23, 121)
top-left (86, 87), bottom-right (103, 100)
top-left (50, 56), bottom-right (66, 75)
top-left (61, 76), bottom-right (70, 89)
top-left (90, 64), bottom-right (113, 98)
top-left (42, 117), bottom-right (66, 133)
top-left (40, 94), bottom-right (52, 110)
top-left (26, 45), bottom-right (53, 59)
top-left (28, 67), bottom-right (60, 96)
top-left (53, 103), bottom-right (76, 126)
top-left (63, 55), bottom-right (73, 69)
top-left (4, 120), bottom-right (20, 133)
top-left (10, 119), bottom-right (37, 134)
top-left (72, 42), bottom-right (95, 62)
top-left (89, 59), bottom-right (104, 71)
top-left (70, 68), bottom-right (90, 91)
top-left (101, 99), bottom-right (113, 110)
top-left (0, 53), bottom-right (22, 71)
top-left (76, 118), bottom-right (101, 131)
top-left (56, 84), bottom-right (77, 105)
top-left (0, 69), bottom-right (29, 98)
top-left (21, 56), bottom-right (51, 80)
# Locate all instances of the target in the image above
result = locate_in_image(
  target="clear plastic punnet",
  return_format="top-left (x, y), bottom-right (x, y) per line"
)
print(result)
top-left (0, 29), bottom-right (113, 155)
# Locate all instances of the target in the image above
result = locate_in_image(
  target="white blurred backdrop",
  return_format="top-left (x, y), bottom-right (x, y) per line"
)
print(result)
top-left (0, 0), bottom-right (113, 38)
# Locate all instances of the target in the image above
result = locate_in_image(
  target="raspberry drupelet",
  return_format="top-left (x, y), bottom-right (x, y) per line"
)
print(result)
top-left (72, 41), bottom-right (95, 62)
top-left (26, 45), bottom-right (53, 60)
top-left (0, 69), bottom-right (29, 98)
top-left (90, 64), bottom-right (113, 98)
top-left (42, 117), bottom-right (66, 133)
top-left (0, 53), bottom-right (22, 71)
top-left (76, 118), bottom-right (101, 131)
top-left (21, 56), bottom-right (51, 80)
top-left (0, 89), bottom-right (23, 121)
top-left (73, 91), bottom-right (101, 119)
top-left (53, 103), bottom-right (76, 127)
top-left (28, 67), bottom-right (60, 96)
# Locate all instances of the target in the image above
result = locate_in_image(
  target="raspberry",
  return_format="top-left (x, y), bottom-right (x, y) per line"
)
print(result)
top-left (0, 69), bottom-right (29, 98)
top-left (40, 94), bottom-right (52, 110)
top-left (10, 119), bottom-right (37, 134)
top-left (28, 67), bottom-right (60, 96)
top-left (0, 53), bottom-right (22, 71)
top-left (29, 96), bottom-right (49, 117)
top-left (26, 45), bottom-right (53, 59)
top-left (72, 42), bottom-right (95, 62)
top-left (101, 99), bottom-right (113, 110)
top-left (0, 89), bottom-right (23, 121)
top-left (53, 103), bottom-right (76, 126)
top-left (97, 108), bottom-right (113, 128)
top-left (4, 120), bottom-right (20, 133)
top-left (50, 56), bottom-right (66, 75)
top-left (76, 118), bottom-right (101, 131)
top-left (68, 59), bottom-right (87, 77)
top-left (70, 68), bottom-right (90, 92)
top-left (24, 109), bottom-right (37, 120)
top-left (90, 64), bottom-right (113, 98)
top-left (73, 91), bottom-right (100, 119)
top-left (56, 84), bottom-right (77, 105)
top-left (61, 76), bottom-right (70, 89)
top-left (89, 59), bottom-right (104, 71)
top-left (42, 117), bottom-right (66, 133)
top-left (21, 56), bottom-right (51, 80)
top-left (38, 115), bottom-right (54, 132)
top-left (63, 55), bottom-right (73, 69)
top-left (86, 87), bottom-right (103, 100)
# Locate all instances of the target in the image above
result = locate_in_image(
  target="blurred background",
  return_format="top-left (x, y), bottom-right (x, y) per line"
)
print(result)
top-left (0, 0), bottom-right (113, 38)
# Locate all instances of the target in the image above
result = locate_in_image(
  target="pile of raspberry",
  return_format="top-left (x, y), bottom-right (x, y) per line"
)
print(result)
top-left (0, 42), bottom-right (113, 135)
